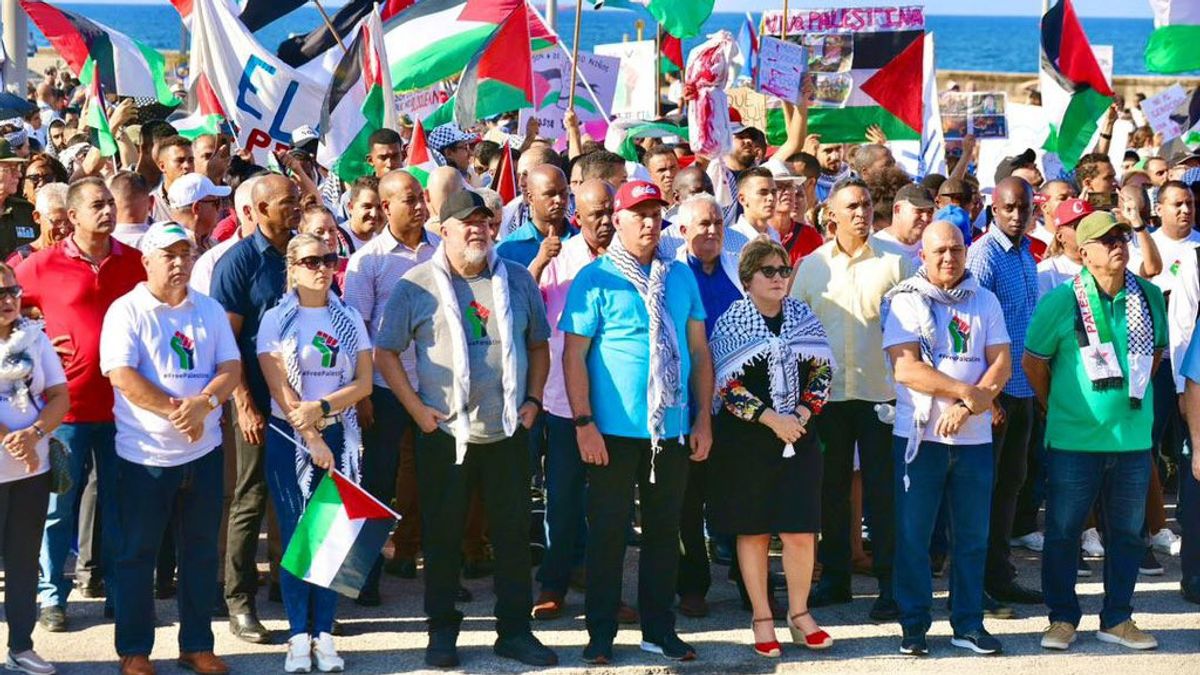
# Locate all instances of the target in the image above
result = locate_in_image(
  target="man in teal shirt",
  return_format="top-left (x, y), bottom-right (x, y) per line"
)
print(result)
top-left (1023, 212), bottom-right (1166, 653)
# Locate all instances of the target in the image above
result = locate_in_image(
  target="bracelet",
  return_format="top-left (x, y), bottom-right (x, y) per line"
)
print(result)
top-left (31, 423), bottom-right (46, 439)
top-left (523, 395), bottom-right (543, 412)
top-left (956, 399), bottom-right (975, 414)
top-left (1100, 133), bottom-right (1113, 140)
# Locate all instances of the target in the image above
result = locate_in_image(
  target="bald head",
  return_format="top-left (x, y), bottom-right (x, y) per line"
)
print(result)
top-left (253, 174), bottom-right (300, 234)
top-left (575, 179), bottom-right (615, 251)
top-left (527, 165), bottom-right (569, 227)
top-left (426, 166), bottom-right (465, 218)
top-left (379, 169), bottom-right (421, 200)
top-left (922, 220), bottom-right (964, 249)
top-left (518, 146), bottom-right (558, 175)
top-left (920, 220), bottom-right (968, 287)
top-left (575, 178), bottom-right (615, 209)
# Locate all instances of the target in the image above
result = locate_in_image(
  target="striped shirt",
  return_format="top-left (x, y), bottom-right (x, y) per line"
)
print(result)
top-left (966, 226), bottom-right (1039, 397)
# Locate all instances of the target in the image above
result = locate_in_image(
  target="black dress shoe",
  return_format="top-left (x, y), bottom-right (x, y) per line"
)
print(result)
top-left (462, 558), bottom-right (495, 579)
top-left (76, 579), bottom-right (106, 599)
top-left (426, 628), bottom-right (460, 668)
top-left (385, 556), bottom-right (418, 579)
top-left (355, 587), bottom-right (381, 607)
top-left (808, 581), bottom-right (853, 608)
top-left (155, 580), bottom-right (177, 600)
top-left (582, 640), bottom-right (613, 665)
top-left (869, 596), bottom-right (901, 622)
top-left (456, 585), bottom-right (473, 603)
top-left (494, 632), bottom-right (559, 667)
top-left (987, 581), bottom-right (1043, 605)
top-left (38, 606), bottom-right (67, 632)
top-left (228, 613), bottom-right (272, 644)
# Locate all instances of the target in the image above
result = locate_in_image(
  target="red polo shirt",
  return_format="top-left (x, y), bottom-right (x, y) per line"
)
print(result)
top-left (16, 237), bottom-right (147, 423)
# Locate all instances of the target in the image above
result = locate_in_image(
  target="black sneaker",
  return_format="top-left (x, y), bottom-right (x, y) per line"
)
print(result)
top-left (900, 632), bottom-right (929, 656)
top-left (37, 606), bottom-right (67, 633)
top-left (869, 596), bottom-right (900, 622)
top-left (582, 640), bottom-right (613, 665)
top-left (640, 633), bottom-right (696, 661)
top-left (494, 632), bottom-right (559, 667)
top-left (951, 628), bottom-right (1003, 655)
top-left (425, 628), bottom-right (460, 668)
top-left (987, 581), bottom-right (1043, 605)
top-left (1139, 549), bottom-right (1165, 576)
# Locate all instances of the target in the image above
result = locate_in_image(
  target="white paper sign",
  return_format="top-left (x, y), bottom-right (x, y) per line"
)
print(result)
top-left (1143, 83), bottom-right (1190, 140)
top-left (395, 85), bottom-right (449, 125)
top-left (756, 37), bottom-right (807, 102)
top-left (519, 49), bottom-right (619, 139)
top-left (595, 40), bottom-right (657, 120)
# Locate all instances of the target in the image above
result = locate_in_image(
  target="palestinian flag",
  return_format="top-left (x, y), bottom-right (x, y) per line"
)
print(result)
top-left (319, 9), bottom-right (398, 184)
top-left (660, 32), bottom-right (682, 75)
top-left (1041, 0), bottom-right (1114, 170)
top-left (594, 1), bottom-right (714, 39)
top-left (404, 120), bottom-right (439, 187)
top-left (493, 141), bottom-right (517, 203)
top-left (281, 470), bottom-right (398, 599)
top-left (83, 77), bottom-right (118, 157)
top-left (383, 0), bottom-right (524, 93)
top-left (451, 4), bottom-right (534, 129)
top-left (21, 0), bottom-right (179, 105)
top-left (174, 73), bottom-right (233, 139)
top-left (1146, 1), bottom-right (1200, 74)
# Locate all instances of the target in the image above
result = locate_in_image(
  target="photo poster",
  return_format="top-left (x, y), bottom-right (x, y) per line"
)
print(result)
top-left (760, 7), bottom-right (925, 110)
top-left (1141, 83), bottom-right (1190, 141)
top-left (594, 40), bottom-right (658, 120)
top-left (519, 49), bottom-right (620, 139)
top-left (755, 37), bottom-right (808, 102)
top-left (941, 92), bottom-right (1009, 140)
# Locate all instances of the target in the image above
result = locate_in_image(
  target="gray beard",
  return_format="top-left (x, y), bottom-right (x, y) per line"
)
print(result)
top-left (462, 245), bottom-right (489, 266)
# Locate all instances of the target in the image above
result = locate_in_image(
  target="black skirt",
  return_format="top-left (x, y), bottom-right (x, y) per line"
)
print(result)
top-left (706, 408), bottom-right (823, 535)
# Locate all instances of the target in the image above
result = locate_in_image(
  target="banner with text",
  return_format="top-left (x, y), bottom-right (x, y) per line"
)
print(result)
top-left (519, 49), bottom-right (619, 139)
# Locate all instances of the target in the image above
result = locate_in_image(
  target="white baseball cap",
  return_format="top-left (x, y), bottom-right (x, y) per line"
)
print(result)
top-left (140, 221), bottom-right (193, 252)
top-left (168, 173), bottom-right (232, 209)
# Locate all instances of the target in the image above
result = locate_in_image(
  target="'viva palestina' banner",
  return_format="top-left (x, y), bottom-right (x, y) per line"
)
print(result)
top-left (762, 5), bottom-right (925, 35)
top-left (519, 49), bottom-right (619, 140)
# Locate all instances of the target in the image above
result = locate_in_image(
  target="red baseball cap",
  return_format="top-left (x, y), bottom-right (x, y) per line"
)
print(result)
top-left (614, 180), bottom-right (668, 212)
top-left (1054, 198), bottom-right (1094, 229)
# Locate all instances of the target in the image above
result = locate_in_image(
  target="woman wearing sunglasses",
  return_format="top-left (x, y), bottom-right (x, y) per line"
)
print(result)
top-left (0, 262), bottom-right (70, 675)
top-left (707, 239), bottom-right (835, 658)
top-left (257, 234), bottom-right (373, 673)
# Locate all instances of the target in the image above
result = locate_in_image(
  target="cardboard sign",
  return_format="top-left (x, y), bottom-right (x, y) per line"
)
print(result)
top-left (1142, 83), bottom-right (1190, 141)
top-left (727, 87), bottom-right (770, 134)
top-left (519, 49), bottom-right (619, 139)
top-left (595, 40), bottom-right (657, 120)
top-left (941, 92), bottom-right (1009, 140)
top-left (755, 37), bottom-right (808, 102)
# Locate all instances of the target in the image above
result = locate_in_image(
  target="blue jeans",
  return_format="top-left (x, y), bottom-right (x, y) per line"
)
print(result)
top-left (113, 448), bottom-right (223, 656)
top-left (892, 437), bottom-right (993, 635)
top-left (266, 419), bottom-right (343, 637)
top-left (1042, 448), bottom-right (1150, 629)
top-left (537, 414), bottom-right (587, 595)
top-left (38, 422), bottom-right (117, 609)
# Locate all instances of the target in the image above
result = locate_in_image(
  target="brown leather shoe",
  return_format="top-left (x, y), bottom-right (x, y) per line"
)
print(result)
top-left (531, 591), bottom-right (565, 620)
top-left (617, 601), bottom-right (639, 624)
top-left (177, 652), bottom-right (229, 674)
top-left (678, 593), bottom-right (709, 618)
top-left (119, 655), bottom-right (155, 675)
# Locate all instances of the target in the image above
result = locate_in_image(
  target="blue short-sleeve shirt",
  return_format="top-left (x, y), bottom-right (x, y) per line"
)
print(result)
top-left (496, 219), bottom-right (578, 267)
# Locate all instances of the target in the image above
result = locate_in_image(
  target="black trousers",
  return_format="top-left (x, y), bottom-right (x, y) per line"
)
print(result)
top-left (985, 393), bottom-right (1034, 590)
top-left (815, 400), bottom-right (894, 593)
top-left (1, 472), bottom-right (50, 652)
top-left (223, 410), bottom-right (278, 615)
top-left (416, 428), bottom-right (532, 637)
top-left (586, 435), bottom-right (689, 644)
top-left (676, 458), bottom-right (711, 598)
top-left (360, 387), bottom-right (413, 595)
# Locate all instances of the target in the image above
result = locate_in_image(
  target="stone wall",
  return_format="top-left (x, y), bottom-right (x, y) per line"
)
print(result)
top-left (937, 70), bottom-right (1200, 106)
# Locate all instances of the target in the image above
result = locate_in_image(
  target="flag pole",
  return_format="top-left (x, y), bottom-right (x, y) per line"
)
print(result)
top-left (568, 0), bottom-right (583, 110)
top-left (655, 24), bottom-right (662, 118)
top-left (311, 0), bottom-right (349, 54)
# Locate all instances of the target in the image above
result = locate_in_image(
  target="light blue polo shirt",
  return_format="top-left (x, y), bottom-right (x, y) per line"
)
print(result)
top-left (559, 255), bottom-right (706, 439)
top-left (496, 219), bottom-right (578, 267)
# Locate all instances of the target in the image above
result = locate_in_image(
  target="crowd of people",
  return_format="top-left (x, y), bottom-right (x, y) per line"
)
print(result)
top-left (0, 65), bottom-right (1199, 675)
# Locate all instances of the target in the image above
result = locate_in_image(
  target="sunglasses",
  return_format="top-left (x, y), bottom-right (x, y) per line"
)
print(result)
top-left (0, 284), bottom-right (23, 299)
top-left (292, 253), bottom-right (340, 271)
top-left (758, 265), bottom-right (793, 279)
top-left (1090, 232), bottom-right (1131, 248)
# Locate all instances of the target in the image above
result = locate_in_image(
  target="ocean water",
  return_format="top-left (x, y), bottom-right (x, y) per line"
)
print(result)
top-left (36, 5), bottom-right (1159, 76)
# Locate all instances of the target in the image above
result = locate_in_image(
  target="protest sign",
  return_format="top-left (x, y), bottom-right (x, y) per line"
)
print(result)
top-left (941, 92), bottom-right (1009, 140)
top-left (1142, 83), bottom-right (1190, 141)
top-left (396, 85), bottom-right (450, 126)
top-left (756, 37), bottom-right (808, 102)
top-left (1093, 45), bottom-right (1114, 88)
top-left (520, 49), bottom-right (619, 139)
top-left (763, 6), bottom-right (925, 36)
top-left (728, 87), bottom-right (771, 134)
top-left (595, 40), bottom-right (657, 119)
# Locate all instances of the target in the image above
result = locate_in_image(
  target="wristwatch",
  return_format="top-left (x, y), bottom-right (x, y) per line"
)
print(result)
top-left (319, 399), bottom-right (333, 416)
top-left (573, 414), bottom-right (594, 428)
top-left (205, 394), bottom-right (220, 411)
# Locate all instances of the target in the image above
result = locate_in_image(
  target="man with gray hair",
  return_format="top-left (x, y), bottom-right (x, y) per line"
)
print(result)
top-left (32, 182), bottom-right (70, 246)
top-left (168, 173), bottom-right (230, 254)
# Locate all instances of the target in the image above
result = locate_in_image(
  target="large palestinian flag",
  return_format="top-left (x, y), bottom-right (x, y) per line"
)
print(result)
top-left (1145, 1), bottom-right (1200, 74)
top-left (383, 0), bottom-right (524, 93)
top-left (761, 8), bottom-right (926, 144)
top-left (21, 0), bottom-right (179, 105)
top-left (1040, 0), bottom-right (1114, 170)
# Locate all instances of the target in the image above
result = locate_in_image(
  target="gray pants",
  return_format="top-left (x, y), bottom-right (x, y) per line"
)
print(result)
top-left (0, 472), bottom-right (51, 652)
top-left (223, 411), bottom-right (281, 615)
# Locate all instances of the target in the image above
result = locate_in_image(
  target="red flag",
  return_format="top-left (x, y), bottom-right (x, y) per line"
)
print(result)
top-left (493, 140), bottom-right (517, 204)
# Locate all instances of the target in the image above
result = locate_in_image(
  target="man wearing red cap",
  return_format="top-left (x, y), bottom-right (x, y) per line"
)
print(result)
top-left (561, 180), bottom-right (713, 664)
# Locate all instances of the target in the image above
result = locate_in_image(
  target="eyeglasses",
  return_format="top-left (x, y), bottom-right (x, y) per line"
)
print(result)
top-left (292, 253), bottom-right (340, 270)
top-left (1090, 232), bottom-right (1131, 248)
top-left (0, 285), bottom-right (23, 299)
top-left (23, 172), bottom-right (53, 186)
top-left (758, 265), bottom-right (793, 279)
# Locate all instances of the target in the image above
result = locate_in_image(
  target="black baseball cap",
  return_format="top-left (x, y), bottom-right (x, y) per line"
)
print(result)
top-left (439, 190), bottom-right (494, 223)
top-left (994, 148), bottom-right (1037, 184)
top-left (895, 183), bottom-right (935, 209)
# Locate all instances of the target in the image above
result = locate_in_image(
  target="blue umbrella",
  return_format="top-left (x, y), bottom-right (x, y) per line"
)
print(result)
top-left (0, 92), bottom-right (35, 120)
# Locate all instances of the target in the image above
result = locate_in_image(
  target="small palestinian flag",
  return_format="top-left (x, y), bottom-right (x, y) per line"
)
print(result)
top-left (281, 470), bottom-right (398, 599)
top-left (451, 3), bottom-right (534, 129)
top-left (1146, 1), bottom-right (1200, 74)
top-left (21, 0), bottom-right (179, 105)
top-left (319, 8), bottom-right (398, 185)
top-left (1040, 0), bottom-right (1114, 170)
top-left (493, 141), bottom-right (517, 204)
top-left (84, 77), bottom-right (118, 158)
top-left (174, 73), bottom-right (233, 140)
top-left (404, 120), bottom-right (439, 187)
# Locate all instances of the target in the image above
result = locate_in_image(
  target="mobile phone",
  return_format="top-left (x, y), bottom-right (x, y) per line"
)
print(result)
top-left (1086, 191), bottom-right (1118, 211)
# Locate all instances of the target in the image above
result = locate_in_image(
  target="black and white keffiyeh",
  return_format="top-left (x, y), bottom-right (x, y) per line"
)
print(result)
top-left (606, 233), bottom-right (684, 480)
top-left (710, 297), bottom-right (835, 457)
top-left (1072, 269), bottom-right (1155, 409)
top-left (277, 290), bottom-right (364, 498)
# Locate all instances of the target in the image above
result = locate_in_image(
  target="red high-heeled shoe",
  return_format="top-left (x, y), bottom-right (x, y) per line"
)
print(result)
top-left (790, 611), bottom-right (833, 650)
top-left (752, 617), bottom-right (781, 658)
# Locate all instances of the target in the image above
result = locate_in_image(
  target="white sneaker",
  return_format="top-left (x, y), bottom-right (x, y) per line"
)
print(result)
top-left (1010, 531), bottom-right (1045, 552)
top-left (285, 633), bottom-right (312, 673)
top-left (5, 651), bottom-right (55, 675)
top-left (1081, 528), bottom-right (1105, 558)
top-left (1150, 528), bottom-right (1182, 556)
top-left (312, 633), bottom-right (344, 673)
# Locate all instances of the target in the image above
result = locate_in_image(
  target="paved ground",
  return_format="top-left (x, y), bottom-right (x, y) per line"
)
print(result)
top-left (6, 530), bottom-right (1200, 673)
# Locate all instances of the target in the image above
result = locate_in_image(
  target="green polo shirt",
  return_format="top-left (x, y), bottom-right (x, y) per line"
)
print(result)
top-left (1024, 275), bottom-right (1167, 452)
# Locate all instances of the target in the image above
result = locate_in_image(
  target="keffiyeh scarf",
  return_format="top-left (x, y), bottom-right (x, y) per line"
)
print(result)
top-left (881, 268), bottom-right (979, 491)
top-left (429, 242), bottom-right (519, 464)
top-left (1072, 268), bottom-right (1155, 409)
top-left (277, 291), bottom-right (364, 498)
top-left (607, 234), bottom-right (685, 482)
top-left (710, 297), bottom-right (835, 457)
top-left (0, 318), bottom-right (48, 412)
